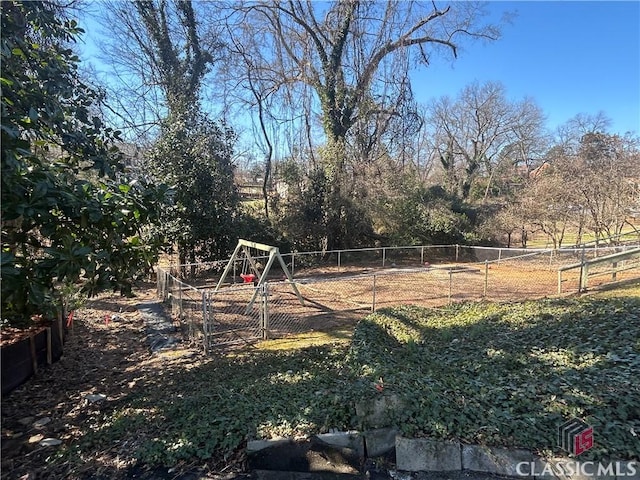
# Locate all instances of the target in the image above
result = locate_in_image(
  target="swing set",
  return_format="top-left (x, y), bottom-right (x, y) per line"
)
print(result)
top-left (214, 239), bottom-right (304, 313)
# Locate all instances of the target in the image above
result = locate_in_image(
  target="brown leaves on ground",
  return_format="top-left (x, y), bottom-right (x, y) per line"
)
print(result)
top-left (0, 284), bottom-right (208, 479)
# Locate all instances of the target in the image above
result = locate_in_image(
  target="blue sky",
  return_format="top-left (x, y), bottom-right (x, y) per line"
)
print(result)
top-left (78, 1), bottom-right (639, 136)
top-left (413, 1), bottom-right (640, 135)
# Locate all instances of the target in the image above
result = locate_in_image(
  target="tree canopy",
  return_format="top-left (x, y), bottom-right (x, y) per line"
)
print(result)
top-left (1, 1), bottom-right (168, 325)
top-left (2, 1), bottom-right (639, 329)
top-left (97, 0), bottom-right (241, 265)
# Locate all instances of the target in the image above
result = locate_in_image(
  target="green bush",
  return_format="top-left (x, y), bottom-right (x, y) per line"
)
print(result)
top-left (374, 184), bottom-right (481, 246)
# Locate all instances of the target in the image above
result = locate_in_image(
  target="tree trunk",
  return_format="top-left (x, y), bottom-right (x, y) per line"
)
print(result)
top-left (321, 138), bottom-right (347, 251)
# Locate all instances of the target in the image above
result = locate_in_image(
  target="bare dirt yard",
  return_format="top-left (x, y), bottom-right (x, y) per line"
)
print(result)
top-left (179, 257), bottom-right (639, 347)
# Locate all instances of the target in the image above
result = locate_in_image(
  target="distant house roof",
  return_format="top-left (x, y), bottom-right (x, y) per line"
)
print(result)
top-left (528, 161), bottom-right (550, 179)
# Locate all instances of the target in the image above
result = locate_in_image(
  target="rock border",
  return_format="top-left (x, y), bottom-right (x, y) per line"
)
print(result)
top-left (247, 432), bottom-right (639, 480)
top-left (395, 437), bottom-right (639, 480)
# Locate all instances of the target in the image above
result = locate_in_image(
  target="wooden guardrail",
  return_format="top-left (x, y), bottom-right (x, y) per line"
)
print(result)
top-left (558, 248), bottom-right (640, 294)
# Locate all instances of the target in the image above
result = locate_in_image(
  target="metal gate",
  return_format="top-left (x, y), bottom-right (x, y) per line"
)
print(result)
top-left (204, 283), bottom-right (265, 350)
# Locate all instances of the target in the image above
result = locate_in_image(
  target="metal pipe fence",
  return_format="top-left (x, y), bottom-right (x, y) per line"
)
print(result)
top-left (156, 242), bottom-right (640, 352)
top-left (169, 242), bottom-right (640, 278)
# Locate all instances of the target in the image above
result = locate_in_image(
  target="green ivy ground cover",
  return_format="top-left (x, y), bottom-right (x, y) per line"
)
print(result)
top-left (65, 289), bottom-right (640, 469)
top-left (348, 296), bottom-right (640, 461)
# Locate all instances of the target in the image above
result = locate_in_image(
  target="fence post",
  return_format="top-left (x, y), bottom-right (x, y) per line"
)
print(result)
top-left (261, 283), bottom-right (270, 340)
top-left (178, 280), bottom-right (183, 319)
top-left (455, 244), bottom-right (459, 262)
top-left (448, 270), bottom-right (453, 304)
top-left (46, 327), bottom-right (52, 365)
top-left (202, 291), bottom-right (208, 355)
top-left (557, 270), bottom-right (562, 295)
top-left (578, 248), bottom-right (587, 293)
top-left (484, 260), bottom-right (489, 298)
top-left (382, 248), bottom-right (386, 267)
top-left (421, 246), bottom-right (424, 265)
top-left (233, 260), bottom-right (237, 284)
top-left (291, 253), bottom-right (296, 276)
top-left (498, 248), bottom-right (502, 264)
top-left (58, 309), bottom-right (64, 346)
top-left (612, 261), bottom-right (617, 282)
top-left (372, 275), bottom-right (377, 313)
top-left (338, 251), bottom-right (341, 270)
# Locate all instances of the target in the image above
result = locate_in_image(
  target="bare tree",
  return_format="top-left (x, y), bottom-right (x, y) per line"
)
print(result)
top-left (518, 170), bottom-right (576, 249)
top-left (93, 1), bottom-right (240, 264)
top-left (555, 111), bottom-right (611, 154)
top-left (227, 1), bottom-right (500, 248)
top-left (508, 130), bottom-right (640, 248)
top-left (225, 31), bottom-right (276, 217)
top-left (96, 0), bottom-right (222, 138)
top-left (238, 1), bottom-right (498, 154)
top-left (549, 115), bottom-right (638, 244)
top-left (428, 81), bottom-right (546, 200)
top-left (407, 104), bottom-right (439, 183)
top-left (572, 132), bottom-right (640, 243)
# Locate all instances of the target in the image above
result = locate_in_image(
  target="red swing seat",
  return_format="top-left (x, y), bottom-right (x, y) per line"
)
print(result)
top-left (240, 273), bottom-right (257, 283)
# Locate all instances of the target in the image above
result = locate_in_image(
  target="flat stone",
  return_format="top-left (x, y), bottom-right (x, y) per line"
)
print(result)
top-left (85, 393), bottom-right (107, 403)
top-left (388, 471), bottom-right (413, 480)
top-left (138, 302), bottom-right (180, 352)
top-left (247, 438), bottom-right (293, 454)
top-left (364, 428), bottom-right (398, 457)
top-left (315, 431), bottom-right (364, 457)
top-left (33, 417), bottom-right (51, 428)
top-left (247, 439), bottom-right (306, 471)
top-left (307, 443), bottom-right (360, 474)
top-left (28, 434), bottom-right (44, 444)
top-left (395, 436), bottom-right (461, 472)
top-left (247, 438), bottom-right (359, 474)
top-left (18, 416), bottom-right (35, 426)
top-left (39, 438), bottom-right (62, 447)
top-left (462, 444), bottom-right (532, 477)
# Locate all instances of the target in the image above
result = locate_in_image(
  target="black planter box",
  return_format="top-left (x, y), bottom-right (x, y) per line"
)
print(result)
top-left (1, 317), bottom-right (66, 396)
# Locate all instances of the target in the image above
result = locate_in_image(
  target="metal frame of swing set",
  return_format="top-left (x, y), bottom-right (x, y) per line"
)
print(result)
top-left (214, 239), bottom-right (304, 314)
